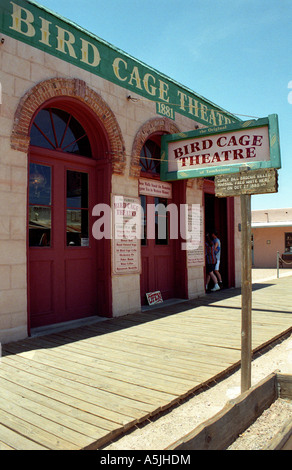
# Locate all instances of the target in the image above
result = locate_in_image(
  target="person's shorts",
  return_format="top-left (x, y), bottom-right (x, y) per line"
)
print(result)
top-left (215, 259), bottom-right (220, 271)
top-left (206, 263), bottom-right (215, 274)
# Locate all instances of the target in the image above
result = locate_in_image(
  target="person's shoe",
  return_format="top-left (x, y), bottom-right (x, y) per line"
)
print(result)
top-left (211, 284), bottom-right (220, 292)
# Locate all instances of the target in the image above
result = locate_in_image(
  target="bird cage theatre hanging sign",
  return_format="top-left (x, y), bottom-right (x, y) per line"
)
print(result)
top-left (160, 114), bottom-right (281, 193)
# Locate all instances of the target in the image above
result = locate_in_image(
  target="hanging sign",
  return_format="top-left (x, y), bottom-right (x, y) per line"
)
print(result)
top-left (215, 168), bottom-right (278, 198)
top-left (160, 115), bottom-right (281, 181)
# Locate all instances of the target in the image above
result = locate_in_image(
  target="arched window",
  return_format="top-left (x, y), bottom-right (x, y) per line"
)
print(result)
top-left (140, 138), bottom-right (161, 175)
top-left (30, 107), bottom-right (92, 157)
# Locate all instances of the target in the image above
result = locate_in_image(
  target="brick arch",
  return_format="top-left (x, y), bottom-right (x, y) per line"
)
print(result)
top-left (130, 117), bottom-right (181, 178)
top-left (11, 78), bottom-right (126, 174)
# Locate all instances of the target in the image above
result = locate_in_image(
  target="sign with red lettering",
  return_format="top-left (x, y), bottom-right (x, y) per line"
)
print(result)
top-left (112, 195), bottom-right (141, 275)
top-left (146, 291), bottom-right (163, 306)
top-left (160, 115), bottom-right (281, 180)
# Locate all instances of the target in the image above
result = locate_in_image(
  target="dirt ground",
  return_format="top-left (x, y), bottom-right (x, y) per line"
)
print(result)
top-left (103, 333), bottom-right (292, 451)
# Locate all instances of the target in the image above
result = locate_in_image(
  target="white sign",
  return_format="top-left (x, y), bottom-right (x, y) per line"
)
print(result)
top-left (139, 178), bottom-right (172, 199)
top-left (112, 195), bottom-right (141, 275)
top-left (161, 115), bottom-right (281, 181)
top-left (167, 127), bottom-right (270, 173)
top-left (146, 291), bottom-right (163, 305)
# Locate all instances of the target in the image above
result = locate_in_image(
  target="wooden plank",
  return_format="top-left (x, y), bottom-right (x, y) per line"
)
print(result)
top-left (3, 345), bottom-right (187, 400)
top-left (0, 386), bottom-right (92, 449)
top-left (278, 374), bottom-right (292, 400)
top-left (0, 423), bottom-right (47, 451)
top-left (3, 350), bottom-right (177, 408)
top-left (0, 277), bottom-right (291, 450)
top-left (0, 407), bottom-right (78, 451)
top-left (166, 373), bottom-right (278, 450)
top-left (0, 361), bottom-right (147, 424)
top-left (4, 335), bottom-right (219, 386)
top-left (265, 419), bottom-right (292, 450)
top-left (0, 374), bottom-right (119, 432)
top-left (0, 441), bottom-right (15, 451)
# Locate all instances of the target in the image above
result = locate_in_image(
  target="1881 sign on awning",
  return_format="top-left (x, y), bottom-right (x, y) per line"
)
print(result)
top-left (160, 114), bottom-right (281, 181)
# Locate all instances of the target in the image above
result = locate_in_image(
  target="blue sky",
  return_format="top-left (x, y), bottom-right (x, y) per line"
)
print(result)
top-left (36, 0), bottom-right (292, 211)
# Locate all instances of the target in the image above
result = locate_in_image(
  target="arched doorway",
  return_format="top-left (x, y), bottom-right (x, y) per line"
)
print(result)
top-left (139, 133), bottom-right (187, 305)
top-left (28, 98), bottom-right (111, 329)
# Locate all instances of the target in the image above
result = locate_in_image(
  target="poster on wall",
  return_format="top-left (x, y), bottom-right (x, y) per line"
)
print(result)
top-left (112, 195), bottom-right (141, 275)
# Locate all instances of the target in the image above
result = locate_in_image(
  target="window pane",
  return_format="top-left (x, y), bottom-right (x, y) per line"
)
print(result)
top-left (61, 113), bottom-right (92, 156)
top-left (50, 108), bottom-right (69, 148)
top-left (140, 139), bottom-right (161, 174)
top-left (29, 164), bottom-right (51, 205)
top-left (29, 206), bottom-right (51, 247)
top-left (155, 197), bottom-right (168, 245)
top-left (30, 109), bottom-right (56, 149)
top-left (67, 171), bottom-right (88, 209)
top-left (66, 209), bottom-right (89, 246)
top-left (285, 233), bottom-right (292, 252)
top-left (140, 195), bottom-right (147, 246)
top-left (30, 107), bottom-right (92, 157)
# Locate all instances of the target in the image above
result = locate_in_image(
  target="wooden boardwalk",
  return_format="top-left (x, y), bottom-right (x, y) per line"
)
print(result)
top-left (1, 277), bottom-right (291, 450)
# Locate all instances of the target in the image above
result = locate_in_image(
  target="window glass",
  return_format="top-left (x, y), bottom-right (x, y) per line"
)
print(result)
top-left (140, 195), bottom-right (147, 246)
top-left (66, 171), bottom-right (89, 246)
top-left (285, 233), bottom-right (292, 252)
top-left (155, 197), bottom-right (169, 245)
top-left (30, 108), bottom-right (92, 157)
top-left (29, 163), bottom-right (52, 247)
top-left (140, 139), bottom-right (161, 174)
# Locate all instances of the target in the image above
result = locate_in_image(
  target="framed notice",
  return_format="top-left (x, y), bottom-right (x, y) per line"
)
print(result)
top-left (112, 195), bottom-right (141, 275)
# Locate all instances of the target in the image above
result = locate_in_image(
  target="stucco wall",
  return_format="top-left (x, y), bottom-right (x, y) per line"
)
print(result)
top-left (252, 226), bottom-right (292, 268)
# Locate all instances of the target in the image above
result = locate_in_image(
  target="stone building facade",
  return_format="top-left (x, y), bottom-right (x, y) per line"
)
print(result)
top-left (0, 0), bottom-right (242, 343)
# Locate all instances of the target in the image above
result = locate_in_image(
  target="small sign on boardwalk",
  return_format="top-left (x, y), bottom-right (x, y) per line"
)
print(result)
top-left (146, 291), bottom-right (163, 306)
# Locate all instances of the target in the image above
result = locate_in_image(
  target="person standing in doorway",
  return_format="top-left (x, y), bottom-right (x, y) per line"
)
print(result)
top-left (205, 233), bottom-right (220, 292)
top-left (212, 230), bottom-right (223, 289)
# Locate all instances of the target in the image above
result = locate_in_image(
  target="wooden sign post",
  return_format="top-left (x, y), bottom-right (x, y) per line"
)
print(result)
top-left (240, 194), bottom-right (252, 393)
top-left (215, 168), bottom-right (278, 393)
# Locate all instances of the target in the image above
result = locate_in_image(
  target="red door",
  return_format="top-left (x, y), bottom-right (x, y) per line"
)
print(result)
top-left (140, 195), bottom-right (175, 305)
top-left (28, 150), bottom-right (98, 328)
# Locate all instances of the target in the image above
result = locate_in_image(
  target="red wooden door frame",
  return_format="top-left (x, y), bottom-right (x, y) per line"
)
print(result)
top-left (140, 179), bottom-right (188, 305)
top-left (27, 98), bottom-right (112, 334)
top-left (203, 179), bottom-right (235, 288)
top-left (28, 149), bottom-right (99, 328)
